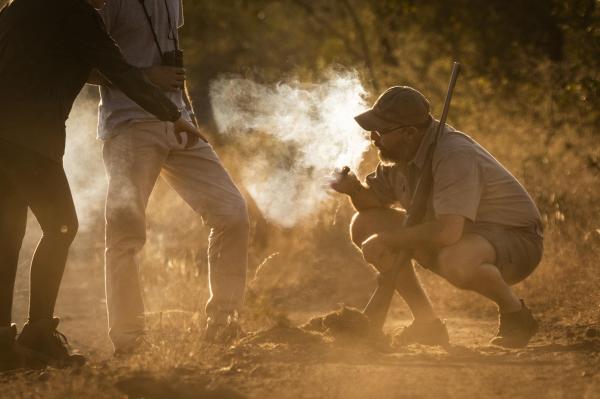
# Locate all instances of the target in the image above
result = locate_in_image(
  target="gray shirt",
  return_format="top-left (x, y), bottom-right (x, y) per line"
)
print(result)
top-left (366, 121), bottom-right (542, 227)
top-left (98, 0), bottom-right (190, 139)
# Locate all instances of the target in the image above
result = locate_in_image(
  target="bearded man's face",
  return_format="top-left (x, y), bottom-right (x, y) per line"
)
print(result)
top-left (370, 127), bottom-right (421, 166)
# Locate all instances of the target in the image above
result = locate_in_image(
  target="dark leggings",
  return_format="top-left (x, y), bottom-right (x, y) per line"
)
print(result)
top-left (0, 144), bottom-right (78, 327)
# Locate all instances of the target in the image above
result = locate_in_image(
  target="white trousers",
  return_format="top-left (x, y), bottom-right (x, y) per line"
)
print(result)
top-left (102, 121), bottom-right (248, 350)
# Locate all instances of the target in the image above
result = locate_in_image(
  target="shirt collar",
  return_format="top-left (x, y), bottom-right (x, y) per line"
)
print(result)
top-left (408, 120), bottom-right (439, 170)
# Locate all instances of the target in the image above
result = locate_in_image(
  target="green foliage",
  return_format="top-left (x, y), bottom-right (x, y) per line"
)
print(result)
top-left (179, 0), bottom-right (598, 128)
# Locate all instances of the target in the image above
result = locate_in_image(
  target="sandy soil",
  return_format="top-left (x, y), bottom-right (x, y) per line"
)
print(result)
top-left (2, 263), bottom-right (598, 399)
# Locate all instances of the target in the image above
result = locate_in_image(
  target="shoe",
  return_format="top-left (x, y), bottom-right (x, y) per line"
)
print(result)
top-left (395, 318), bottom-right (450, 346)
top-left (114, 335), bottom-right (153, 358)
top-left (203, 311), bottom-right (242, 344)
top-left (490, 300), bottom-right (538, 348)
top-left (16, 318), bottom-right (86, 368)
top-left (0, 324), bottom-right (22, 372)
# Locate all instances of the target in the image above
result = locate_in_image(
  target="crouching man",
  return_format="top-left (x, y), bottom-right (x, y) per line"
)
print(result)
top-left (330, 86), bottom-right (543, 348)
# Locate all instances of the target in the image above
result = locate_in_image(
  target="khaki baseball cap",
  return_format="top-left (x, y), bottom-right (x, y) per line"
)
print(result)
top-left (354, 86), bottom-right (431, 131)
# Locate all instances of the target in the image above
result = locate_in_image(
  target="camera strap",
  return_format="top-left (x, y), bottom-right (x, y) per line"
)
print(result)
top-left (163, 0), bottom-right (180, 51)
top-left (138, 0), bottom-right (180, 56)
top-left (138, 0), bottom-right (164, 57)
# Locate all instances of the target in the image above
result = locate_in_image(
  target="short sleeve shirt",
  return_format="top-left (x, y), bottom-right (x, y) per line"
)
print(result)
top-left (97, 0), bottom-right (190, 139)
top-left (366, 121), bottom-right (542, 227)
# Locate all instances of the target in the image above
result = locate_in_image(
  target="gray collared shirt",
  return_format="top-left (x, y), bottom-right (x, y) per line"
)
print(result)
top-left (366, 121), bottom-right (542, 227)
top-left (97, 0), bottom-right (190, 140)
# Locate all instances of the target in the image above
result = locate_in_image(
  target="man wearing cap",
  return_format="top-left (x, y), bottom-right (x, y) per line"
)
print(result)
top-left (330, 86), bottom-right (543, 348)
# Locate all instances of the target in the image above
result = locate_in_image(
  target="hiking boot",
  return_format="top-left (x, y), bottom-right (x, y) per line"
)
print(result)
top-left (0, 324), bottom-right (22, 372)
top-left (16, 318), bottom-right (86, 368)
top-left (490, 300), bottom-right (538, 348)
top-left (204, 312), bottom-right (242, 344)
top-left (395, 318), bottom-right (450, 347)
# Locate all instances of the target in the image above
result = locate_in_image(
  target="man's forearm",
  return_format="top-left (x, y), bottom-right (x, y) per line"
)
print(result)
top-left (378, 220), bottom-right (447, 251)
top-left (348, 184), bottom-right (385, 211)
top-left (68, 7), bottom-right (180, 123)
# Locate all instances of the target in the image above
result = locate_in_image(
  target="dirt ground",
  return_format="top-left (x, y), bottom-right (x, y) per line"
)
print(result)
top-left (2, 257), bottom-right (598, 399)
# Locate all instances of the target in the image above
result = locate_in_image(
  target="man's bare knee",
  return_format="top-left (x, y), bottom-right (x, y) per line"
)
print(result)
top-left (349, 209), bottom-right (385, 246)
top-left (437, 247), bottom-right (474, 290)
top-left (349, 208), bottom-right (404, 247)
top-left (350, 212), bottom-right (366, 246)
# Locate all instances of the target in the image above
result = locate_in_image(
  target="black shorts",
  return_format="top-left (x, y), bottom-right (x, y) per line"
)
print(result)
top-left (463, 220), bottom-right (544, 285)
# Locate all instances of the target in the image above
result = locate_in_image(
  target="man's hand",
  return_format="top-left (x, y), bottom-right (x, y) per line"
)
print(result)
top-left (144, 66), bottom-right (185, 91)
top-left (174, 117), bottom-right (208, 143)
top-left (361, 234), bottom-right (397, 273)
top-left (329, 167), bottom-right (363, 195)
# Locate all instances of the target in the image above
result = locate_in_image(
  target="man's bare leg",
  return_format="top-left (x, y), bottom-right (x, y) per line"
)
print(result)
top-left (437, 233), bottom-right (538, 347)
top-left (350, 209), bottom-right (437, 322)
top-left (392, 261), bottom-right (438, 322)
top-left (436, 234), bottom-right (522, 312)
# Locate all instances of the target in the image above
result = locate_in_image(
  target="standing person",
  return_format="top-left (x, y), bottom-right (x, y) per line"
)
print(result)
top-left (0, 0), bottom-right (200, 370)
top-left (330, 86), bottom-right (543, 348)
top-left (97, 0), bottom-right (249, 354)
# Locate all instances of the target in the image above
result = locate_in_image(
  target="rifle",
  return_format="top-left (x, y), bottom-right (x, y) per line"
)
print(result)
top-left (362, 62), bottom-right (461, 332)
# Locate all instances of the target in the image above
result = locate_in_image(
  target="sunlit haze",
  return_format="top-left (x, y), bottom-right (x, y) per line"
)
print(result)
top-left (210, 72), bottom-right (371, 227)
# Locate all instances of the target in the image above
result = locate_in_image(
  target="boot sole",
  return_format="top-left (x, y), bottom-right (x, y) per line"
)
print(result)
top-left (489, 321), bottom-right (539, 348)
top-left (14, 343), bottom-right (86, 369)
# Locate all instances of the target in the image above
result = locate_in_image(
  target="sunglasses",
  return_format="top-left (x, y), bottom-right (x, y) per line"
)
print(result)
top-left (369, 125), bottom-right (411, 140)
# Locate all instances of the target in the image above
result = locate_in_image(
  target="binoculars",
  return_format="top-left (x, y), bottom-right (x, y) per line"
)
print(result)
top-left (162, 49), bottom-right (184, 68)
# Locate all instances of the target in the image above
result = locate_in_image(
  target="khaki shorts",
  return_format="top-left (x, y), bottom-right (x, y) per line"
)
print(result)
top-left (463, 221), bottom-right (544, 285)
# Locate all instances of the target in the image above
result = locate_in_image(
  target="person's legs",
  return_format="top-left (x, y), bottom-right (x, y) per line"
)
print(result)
top-left (0, 144), bottom-right (83, 366)
top-left (0, 145), bottom-right (78, 322)
top-left (0, 162), bottom-right (28, 371)
top-left (436, 234), bottom-right (521, 312)
top-left (0, 170), bottom-right (27, 328)
top-left (103, 123), bottom-right (168, 351)
top-left (435, 229), bottom-right (541, 347)
top-left (160, 130), bottom-right (248, 329)
top-left (26, 168), bottom-right (78, 322)
top-left (350, 209), bottom-right (438, 323)
top-left (350, 209), bottom-right (449, 345)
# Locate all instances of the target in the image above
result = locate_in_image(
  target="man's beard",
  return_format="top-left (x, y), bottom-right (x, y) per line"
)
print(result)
top-left (378, 147), bottom-right (404, 166)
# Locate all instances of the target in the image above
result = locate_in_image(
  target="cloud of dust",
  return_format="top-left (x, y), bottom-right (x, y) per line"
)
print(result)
top-left (210, 71), bottom-right (371, 227)
top-left (63, 88), bottom-right (106, 231)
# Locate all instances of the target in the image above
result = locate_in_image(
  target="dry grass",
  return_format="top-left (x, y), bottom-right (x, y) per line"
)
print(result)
top-left (4, 72), bottom-right (599, 398)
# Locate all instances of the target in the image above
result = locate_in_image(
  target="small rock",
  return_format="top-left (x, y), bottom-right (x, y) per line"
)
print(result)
top-left (585, 327), bottom-right (598, 338)
top-left (581, 371), bottom-right (590, 378)
top-left (38, 371), bottom-right (50, 382)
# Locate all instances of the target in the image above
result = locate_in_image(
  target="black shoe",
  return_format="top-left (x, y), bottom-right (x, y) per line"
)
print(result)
top-left (395, 318), bottom-right (450, 347)
top-left (490, 300), bottom-right (538, 348)
top-left (16, 318), bottom-right (86, 368)
top-left (0, 324), bottom-right (22, 372)
top-left (204, 312), bottom-right (242, 344)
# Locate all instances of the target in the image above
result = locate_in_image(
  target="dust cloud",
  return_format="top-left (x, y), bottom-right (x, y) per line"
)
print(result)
top-left (63, 88), bottom-right (106, 231)
top-left (210, 71), bottom-right (371, 227)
